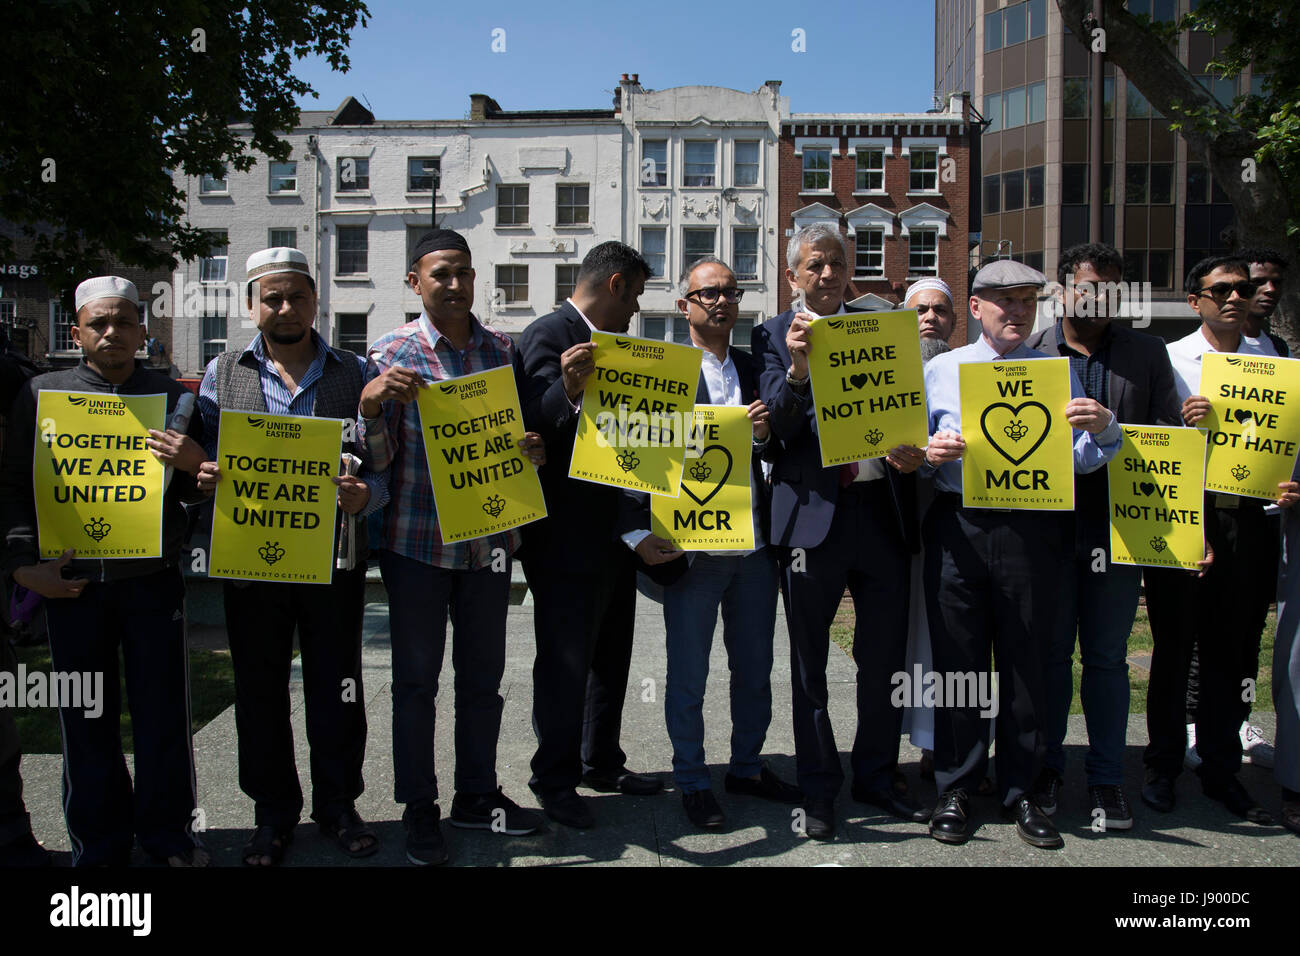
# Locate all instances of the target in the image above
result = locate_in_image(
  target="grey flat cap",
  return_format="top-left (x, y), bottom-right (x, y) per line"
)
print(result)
top-left (971, 259), bottom-right (1047, 292)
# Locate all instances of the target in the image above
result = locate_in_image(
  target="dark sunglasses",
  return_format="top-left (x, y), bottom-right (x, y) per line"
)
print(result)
top-left (1197, 280), bottom-right (1258, 301)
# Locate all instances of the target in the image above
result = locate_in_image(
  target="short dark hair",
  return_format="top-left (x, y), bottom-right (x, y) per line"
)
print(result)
top-left (1057, 242), bottom-right (1124, 286)
top-left (1185, 255), bottom-right (1249, 294)
top-left (1236, 247), bottom-right (1289, 272)
top-left (577, 241), bottom-right (653, 288)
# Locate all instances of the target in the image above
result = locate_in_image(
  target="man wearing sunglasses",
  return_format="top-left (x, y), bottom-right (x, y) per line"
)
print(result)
top-left (1142, 256), bottom-right (1278, 825)
top-left (752, 223), bottom-right (926, 840)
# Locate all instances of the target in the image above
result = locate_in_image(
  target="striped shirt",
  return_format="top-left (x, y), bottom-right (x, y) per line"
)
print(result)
top-left (359, 312), bottom-right (520, 569)
top-left (197, 331), bottom-right (387, 516)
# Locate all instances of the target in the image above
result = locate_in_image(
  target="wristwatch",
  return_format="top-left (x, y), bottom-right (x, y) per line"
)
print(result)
top-left (785, 369), bottom-right (809, 389)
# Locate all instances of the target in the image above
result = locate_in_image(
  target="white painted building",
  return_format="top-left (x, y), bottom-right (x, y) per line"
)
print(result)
top-left (618, 76), bottom-right (788, 349)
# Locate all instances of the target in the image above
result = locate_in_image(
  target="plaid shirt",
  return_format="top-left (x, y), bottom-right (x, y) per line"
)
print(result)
top-left (1053, 320), bottom-right (1112, 408)
top-left (360, 312), bottom-right (520, 569)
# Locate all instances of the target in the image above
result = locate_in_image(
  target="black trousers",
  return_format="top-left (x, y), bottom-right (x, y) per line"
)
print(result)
top-left (924, 498), bottom-right (1070, 804)
top-left (381, 550), bottom-right (509, 804)
top-left (45, 566), bottom-right (196, 865)
top-left (0, 636), bottom-right (32, 846)
top-left (525, 541), bottom-right (636, 795)
top-left (223, 565), bottom-right (367, 828)
top-left (1144, 499), bottom-right (1276, 784)
top-left (778, 479), bottom-right (910, 800)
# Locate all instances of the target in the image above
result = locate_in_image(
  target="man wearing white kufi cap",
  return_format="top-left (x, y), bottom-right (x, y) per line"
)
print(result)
top-left (903, 278), bottom-right (957, 344)
top-left (0, 275), bottom-right (211, 866)
top-left (193, 247), bottom-right (394, 865)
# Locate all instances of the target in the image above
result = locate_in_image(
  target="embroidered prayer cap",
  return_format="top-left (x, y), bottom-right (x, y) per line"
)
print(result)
top-left (903, 277), bottom-right (954, 306)
top-left (245, 247), bottom-right (313, 283)
top-left (74, 276), bottom-right (140, 313)
top-left (971, 259), bottom-right (1047, 292)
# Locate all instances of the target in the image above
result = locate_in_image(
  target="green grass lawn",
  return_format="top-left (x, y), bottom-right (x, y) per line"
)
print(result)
top-left (830, 601), bottom-right (1276, 716)
top-left (10, 642), bottom-right (235, 755)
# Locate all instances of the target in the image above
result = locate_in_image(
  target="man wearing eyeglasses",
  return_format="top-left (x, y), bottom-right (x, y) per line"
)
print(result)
top-left (752, 223), bottom-right (927, 840)
top-left (1141, 256), bottom-right (1278, 825)
top-left (1024, 243), bottom-right (1181, 834)
top-left (617, 257), bottom-right (798, 829)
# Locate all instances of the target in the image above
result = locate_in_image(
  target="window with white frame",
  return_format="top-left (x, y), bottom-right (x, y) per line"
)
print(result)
top-left (641, 140), bottom-right (668, 186)
top-left (200, 313), bottom-right (226, 367)
top-left (0, 301), bottom-right (15, 329)
top-left (731, 315), bottom-right (757, 352)
top-left (908, 231), bottom-right (938, 275)
top-left (408, 157), bottom-right (440, 192)
top-left (50, 302), bottom-right (75, 352)
top-left (335, 313), bottom-right (368, 354)
top-left (733, 229), bottom-right (758, 280)
top-left (802, 147), bottom-right (831, 191)
top-left (856, 150), bottom-right (885, 191)
top-left (200, 230), bottom-right (228, 283)
top-left (268, 228), bottom-right (296, 249)
top-left (683, 142), bottom-right (716, 187)
top-left (496, 265), bottom-right (528, 304)
top-left (682, 228), bottom-right (715, 269)
top-left (555, 265), bottom-right (580, 306)
top-left (909, 149), bottom-right (939, 192)
top-left (200, 171), bottom-right (228, 194)
top-left (269, 161), bottom-right (297, 194)
top-left (733, 141), bottom-right (759, 186)
top-left (337, 157), bottom-right (370, 192)
top-left (641, 227), bottom-right (666, 279)
top-left (336, 225), bottom-right (368, 275)
top-left (855, 231), bottom-right (885, 277)
top-left (556, 184), bottom-right (589, 225)
top-left (497, 185), bottom-right (529, 226)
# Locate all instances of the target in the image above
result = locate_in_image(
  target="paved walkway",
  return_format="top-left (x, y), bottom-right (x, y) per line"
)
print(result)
top-left (19, 585), bottom-right (1300, 866)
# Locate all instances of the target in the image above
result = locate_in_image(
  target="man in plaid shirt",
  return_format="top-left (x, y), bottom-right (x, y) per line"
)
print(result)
top-left (358, 229), bottom-right (546, 865)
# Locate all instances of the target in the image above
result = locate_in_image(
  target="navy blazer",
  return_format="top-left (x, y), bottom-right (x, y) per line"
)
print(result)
top-left (752, 307), bottom-right (919, 553)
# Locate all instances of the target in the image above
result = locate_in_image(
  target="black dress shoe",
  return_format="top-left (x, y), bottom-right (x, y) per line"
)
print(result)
top-left (1031, 767), bottom-right (1063, 816)
top-left (724, 767), bottom-right (801, 805)
top-left (852, 783), bottom-right (932, 823)
top-left (538, 789), bottom-right (594, 829)
top-left (1141, 773), bottom-right (1176, 813)
top-left (1002, 796), bottom-right (1063, 849)
top-left (581, 767), bottom-right (664, 795)
top-left (929, 789), bottom-right (971, 845)
top-left (1281, 799), bottom-right (1300, 836)
top-left (682, 790), bottom-right (726, 829)
top-left (801, 798), bottom-right (835, 840)
top-left (1202, 777), bottom-right (1276, 826)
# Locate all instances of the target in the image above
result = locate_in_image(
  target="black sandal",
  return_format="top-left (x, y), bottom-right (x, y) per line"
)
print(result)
top-left (320, 807), bottom-right (380, 859)
top-left (242, 824), bottom-right (293, 866)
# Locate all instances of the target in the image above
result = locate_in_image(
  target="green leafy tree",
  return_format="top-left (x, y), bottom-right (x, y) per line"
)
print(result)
top-left (1056, 0), bottom-right (1300, 348)
top-left (0, 0), bottom-right (369, 295)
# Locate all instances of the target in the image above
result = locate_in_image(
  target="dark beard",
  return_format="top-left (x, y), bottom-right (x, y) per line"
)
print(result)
top-left (267, 327), bottom-right (308, 345)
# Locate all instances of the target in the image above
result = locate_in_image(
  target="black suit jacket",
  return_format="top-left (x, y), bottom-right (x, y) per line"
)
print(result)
top-left (615, 345), bottom-right (773, 565)
top-left (752, 307), bottom-right (919, 553)
top-left (1026, 322), bottom-right (1181, 426)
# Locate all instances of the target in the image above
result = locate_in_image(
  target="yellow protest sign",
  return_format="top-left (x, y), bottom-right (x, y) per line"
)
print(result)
top-left (807, 310), bottom-right (928, 466)
top-left (416, 364), bottom-right (547, 542)
top-left (1108, 425), bottom-right (1206, 570)
top-left (1199, 352), bottom-right (1300, 500)
top-left (33, 391), bottom-right (166, 558)
top-left (959, 357), bottom-right (1074, 509)
top-left (569, 331), bottom-right (702, 495)
top-left (651, 405), bottom-right (754, 551)
top-left (209, 411), bottom-right (342, 583)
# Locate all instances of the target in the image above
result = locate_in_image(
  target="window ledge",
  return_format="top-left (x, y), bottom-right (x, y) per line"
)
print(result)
top-left (268, 192), bottom-right (301, 199)
top-left (553, 224), bottom-right (592, 231)
top-left (199, 192), bottom-right (231, 199)
top-left (853, 275), bottom-right (886, 281)
top-left (498, 303), bottom-right (533, 311)
top-left (335, 191), bottom-right (373, 199)
top-left (334, 275), bottom-right (372, 283)
top-left (495, 224), bottom-right (532, 230)
top-left (799, 189), bottom-right (834, 196)
top-left (906, 191), bottom-right (943, 197)
top-left (853, 190), bottom-right (888, 197)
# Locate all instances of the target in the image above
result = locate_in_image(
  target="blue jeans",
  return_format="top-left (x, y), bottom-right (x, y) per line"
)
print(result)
top-left (663, 549), bottom-right (778, 793)
top-left (1043, 554), bottom-right (1142, 786)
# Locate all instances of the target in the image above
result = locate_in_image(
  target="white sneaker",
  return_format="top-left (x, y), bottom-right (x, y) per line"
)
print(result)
top-left (1240, 722), bottom-right (1275, 768)
top-left (1184, 723), bottom-right (1202, 770)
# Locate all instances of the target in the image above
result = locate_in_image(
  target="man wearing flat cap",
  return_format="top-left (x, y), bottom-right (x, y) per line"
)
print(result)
top-left (194, 247), bottom-right (388, 866)
top-left (359, 229), bottom-right (546, 865)
top-left (920, 259), bottom-right (1121, 850)
top-left (0, 276), bottom-right (210, 866)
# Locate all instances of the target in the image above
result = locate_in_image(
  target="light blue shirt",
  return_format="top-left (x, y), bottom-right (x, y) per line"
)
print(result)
top-left (923, 336), bottom-right (1121, 495)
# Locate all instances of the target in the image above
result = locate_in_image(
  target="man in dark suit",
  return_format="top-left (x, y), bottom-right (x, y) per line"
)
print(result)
top-left (618, 256), bottom-right (800, 830)
top-left (752, 223), bottom-right (927, 840)
top-left (518, 241), bottom-right (662, 829)
top-left (1026, 242), bottom-right (1182, 832)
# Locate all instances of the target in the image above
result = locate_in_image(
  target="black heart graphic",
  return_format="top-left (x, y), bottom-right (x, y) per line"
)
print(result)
top-left (1233, 409), bottom-right (1251, 423)
top-left (1140, 481), bottom-right (1156, 496)
top-left (849, 373), bottom-right (869, 390)
top-left (979, 401), bottom-right (1052, 466)
top-left (681, 444), bottom-right (733, 507)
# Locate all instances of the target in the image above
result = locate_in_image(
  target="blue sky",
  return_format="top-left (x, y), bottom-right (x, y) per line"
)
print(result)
top-left (292, 0), bottom-right (938, 120)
